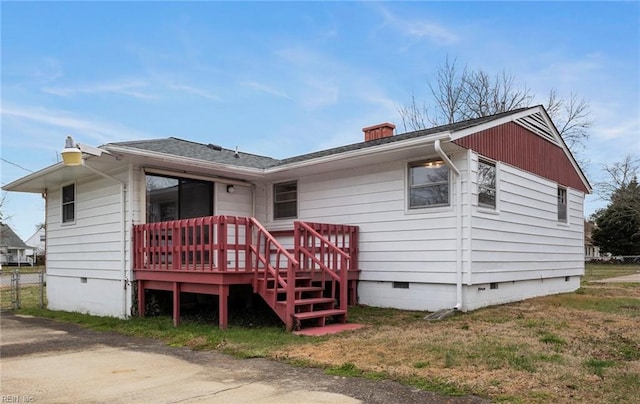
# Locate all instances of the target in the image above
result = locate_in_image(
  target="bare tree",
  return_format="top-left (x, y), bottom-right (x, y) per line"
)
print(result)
top-left (545, 90), bottom-right (592, 153)
top-left (595, 154), bottom-right (640, 204)
top-left (0, 192), bottom-right (8, 224)
top-left (399, 57), bottom-right (591, 157)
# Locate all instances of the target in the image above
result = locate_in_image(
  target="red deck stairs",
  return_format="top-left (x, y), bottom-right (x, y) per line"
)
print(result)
top-left (250, 220), bottom-right (356, 331)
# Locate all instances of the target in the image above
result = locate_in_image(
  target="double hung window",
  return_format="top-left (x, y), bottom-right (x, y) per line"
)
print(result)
top-left (274, 181), bottom-right (297, 219)
top-left (557, 187), bottom-right (567, 223)
top-left (62, 184), bottom-right (75, 223)
top-left (408, 160), bottom-right (450, 208)
top-left (478, 159), bottom-right (497, 209)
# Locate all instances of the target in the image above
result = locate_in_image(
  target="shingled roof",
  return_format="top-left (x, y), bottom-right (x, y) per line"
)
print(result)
top-left (106, 107), bottom-right (532, 169)
top-left (107, 137), bottom-right (280, 169)
top-left (1, 223), bottom-right (29, 249)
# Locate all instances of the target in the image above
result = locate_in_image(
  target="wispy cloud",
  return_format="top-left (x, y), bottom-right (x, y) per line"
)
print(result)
top-left (375, 5), bottom-right (458, 45)
top-left (597, 119), bottom-right (639, 141)
top-left (42, 79), bottom-right (154, 99)
top-left (301, 78), bottom-right (339, 109)
top-left (42, 77), bottom-right (221, 102)
top-left (168, 83), bottom-right (221, 101)
top-left (1, 103), bottom-right (153, 144)
top-left (241, 81), bottom-right (290, 99)
top-left (29, 57), bottom-right (64, 84)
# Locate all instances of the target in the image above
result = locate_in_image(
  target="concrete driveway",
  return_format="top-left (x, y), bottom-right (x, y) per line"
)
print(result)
top-left (0, 313), bottom-right (485, 403)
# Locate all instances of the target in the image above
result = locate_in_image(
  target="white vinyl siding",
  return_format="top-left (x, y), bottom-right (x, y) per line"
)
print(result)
top-left (46, 167), bottom-right (129, 316)
top-left (47, 169), bottom-right (127, 278)
top-left (216, 182), bottom-right (252, 217)
top-left (281, 154), bottom-right (467, 284)
top-left (470, 160), bottom-right (584, 284)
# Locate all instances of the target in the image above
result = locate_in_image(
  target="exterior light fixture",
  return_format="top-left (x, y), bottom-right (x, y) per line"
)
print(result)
top-left (61, 136), bottom-right (83, 166)
top-left (61, 135), bottom-right (111, 166)
top-left (226, 185), bottom-right (235, 194)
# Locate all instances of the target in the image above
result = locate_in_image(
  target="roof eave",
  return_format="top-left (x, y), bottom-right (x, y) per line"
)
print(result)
top-left (105, 144), bottom-right (267, 179)
top-left (2, 162), bottom-right (66, 193)
top-left (266, 132), bottom-right (452, 173)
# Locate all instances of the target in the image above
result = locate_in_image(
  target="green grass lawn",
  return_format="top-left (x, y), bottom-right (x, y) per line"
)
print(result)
top-left (583, 262), bottom-right (640, 282)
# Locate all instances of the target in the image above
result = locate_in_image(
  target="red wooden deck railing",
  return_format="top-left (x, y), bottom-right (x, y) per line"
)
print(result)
top-left (133, 216), bottom-right (252, 272)
top-left (247, 217), bottom-right (298, 329)
top-left (294, 221), bottom-right (354, 313)
top-left (133, 216), bottom-right (359, 331)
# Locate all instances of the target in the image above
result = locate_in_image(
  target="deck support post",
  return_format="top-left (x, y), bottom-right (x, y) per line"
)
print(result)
top-left (348, 280), bottom-right (357, 306)
top-left (173, 282), bottom-right (181, 327)
top-left (138, 280), bottom-right (145, 317)
top-left (219, 285), bottom-right (229, 330)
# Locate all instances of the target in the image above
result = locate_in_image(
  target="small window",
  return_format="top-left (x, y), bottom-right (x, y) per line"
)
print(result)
top-left (408, 160), bottom-right (450, 208)
top-left (478, 159), bottom-right (497, 209)
top-left (62, 184), bottom-right (75, 223)
top-left (557, 187), bottom-right (567, 223)
top-left (274, 181), bottom-right (297, 219)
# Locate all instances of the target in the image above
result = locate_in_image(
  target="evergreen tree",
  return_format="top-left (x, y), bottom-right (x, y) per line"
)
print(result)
top-left (592, 178), bottom-right (640, 256)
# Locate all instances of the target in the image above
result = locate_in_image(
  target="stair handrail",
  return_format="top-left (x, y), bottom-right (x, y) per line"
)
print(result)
top-left (249, 218), bottom-right (299, 329)
top-left (295, 221), bottom-right (350, 312)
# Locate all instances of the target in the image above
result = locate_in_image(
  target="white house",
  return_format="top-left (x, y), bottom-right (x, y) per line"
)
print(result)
top-left (3, 106), bottom-right (591, 331)
top-left (25, 227), bottom-right (46, 263)
top-left (0, 223), bottom-right (33, 267)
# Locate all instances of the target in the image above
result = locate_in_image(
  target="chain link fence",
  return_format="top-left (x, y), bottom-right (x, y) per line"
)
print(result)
top-left (587, 255), bottom-right (640, 264)
top-left (0, 268), bottom-right (46, 310)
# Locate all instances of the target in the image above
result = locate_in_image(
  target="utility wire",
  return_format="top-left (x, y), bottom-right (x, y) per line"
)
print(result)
top-left (0, 157), bottom-right (34, 173)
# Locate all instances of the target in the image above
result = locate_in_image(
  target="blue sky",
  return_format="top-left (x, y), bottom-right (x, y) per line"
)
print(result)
top-left (2, 1), bottom-right (639, 240)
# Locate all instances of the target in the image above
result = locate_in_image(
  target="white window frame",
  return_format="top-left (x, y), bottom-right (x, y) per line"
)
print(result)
top-left (557, 186), bottom-right (568, 223)
top-left (408, 159), bottom-right (451, 209)
top-left (62, 183), bottom-right (76, 224)
top-left (477, 158), bottom-right (497, 210)
top-left (273, 180), bottom-right (298, 220)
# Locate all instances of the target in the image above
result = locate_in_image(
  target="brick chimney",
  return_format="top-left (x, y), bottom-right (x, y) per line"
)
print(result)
top-left (363, 122), bottom-right (395, 142)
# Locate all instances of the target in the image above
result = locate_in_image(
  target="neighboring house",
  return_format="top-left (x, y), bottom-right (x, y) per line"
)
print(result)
top-left (25, 227), bottom-right (46, 263)
top-left (584, 220), bottom-right (600, 261)
top-left (3, 105), bottom-right (591, 331)
top-left (0, 223), bottom-right (33, 267)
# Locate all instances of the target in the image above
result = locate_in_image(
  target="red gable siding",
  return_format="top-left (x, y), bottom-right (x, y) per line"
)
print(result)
top-left (453, 122), bottom-right (589, 193)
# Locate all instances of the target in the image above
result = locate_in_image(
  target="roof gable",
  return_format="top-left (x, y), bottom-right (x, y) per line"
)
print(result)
top-left (1, 223), bottom-right (29, 249)
top-left (453, 120), bottom-right (590, 193)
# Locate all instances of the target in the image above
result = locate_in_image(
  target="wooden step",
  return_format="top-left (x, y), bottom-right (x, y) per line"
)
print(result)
top-left (293, 286), bottom-right (323, 293)
top-left (276, 297), bottom-right (335, 307)
top-left (294, 309), bottom-right (346, 321)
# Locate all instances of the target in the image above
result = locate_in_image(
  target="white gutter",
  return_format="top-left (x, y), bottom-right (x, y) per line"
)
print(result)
top-left (82, 160), bottom-right (129, 319)
top-left (434, 139), bottom-right (463, 310)
top-left (106, 133), bottom-right (452, 176)
top-left (269, 133), bottom-right (451, 173)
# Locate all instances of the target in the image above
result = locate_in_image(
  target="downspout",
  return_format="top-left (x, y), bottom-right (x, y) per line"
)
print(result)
top-left (83, 161), bottom-right (128, 319)
top-left (251, 183), bottom-right (256, 218)
top-left (434, 139), bottom-right (463, 310)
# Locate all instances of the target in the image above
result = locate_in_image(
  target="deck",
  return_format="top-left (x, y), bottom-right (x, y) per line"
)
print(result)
top-left (133, 216), bottom-right (359, 331)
